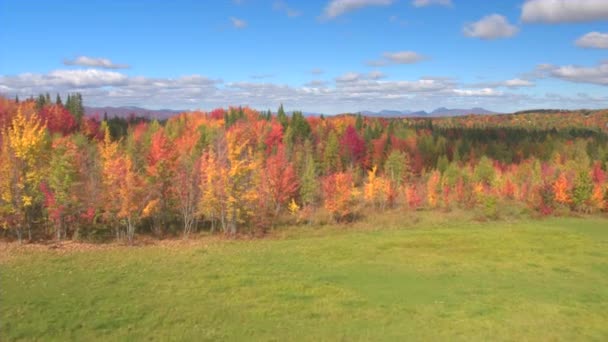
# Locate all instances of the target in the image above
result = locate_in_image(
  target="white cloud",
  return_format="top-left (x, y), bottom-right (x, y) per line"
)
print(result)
top-left (521, 0), bottom-right (608, 23)
top-left (310, 68), bottom-right (324, 75)
top-left (463, 14), bottom-right (519, 40)
top-left (453, 88), bottom-right (503, 97)
top-left (230, 17), bottom-right (247, 29)
top-left (336, 72), bottom-right (361, 82)
top-left (321, 0), bottom-right (394, 19)
top-left (576, 32), bottom-right (608, 49)
top-left (383, 51), bottom-right (427, 64)
top-left (0, 69), bottom-right (546, 113)
top-left (545, 61), bottom-right (608, 85)
top-left (63, 56), bottom-right (129, 69)
top-left (305, 80), bottom-right (328, 87)
top-left (367, 51), bottom-right (427, 66)
top-left (503, 79), bottom-right (534, 88)
top-left (412, 0), bottom-right (451, 7)
top-left (273, 1), bottom-right (301, 17)
top-left (472, 78), bottom-right (535, 89)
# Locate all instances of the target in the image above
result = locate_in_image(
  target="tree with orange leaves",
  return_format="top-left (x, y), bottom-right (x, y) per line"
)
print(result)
top-left (259, 144), bottom-right (299, 226)
top-left (322, 172), bottom-right (357, 222)
top-left (553, 172), bottom-right (571, 205)
top-left (173, 127), bottom-right (202, 238)
top-left (99, 122), bottom-right (126, 239)
top-left (426, 170), bottom-right (441, 208)
top-left (119, 156), bottom-right (147, 243)
top-left (145, 129), bottom-right (177, 236)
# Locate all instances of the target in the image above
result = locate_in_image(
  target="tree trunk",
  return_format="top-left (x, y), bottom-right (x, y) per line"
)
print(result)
top-left (16, 226), bottom-right (23, 244)
top-left (229, 208), bottom-right (237, 235)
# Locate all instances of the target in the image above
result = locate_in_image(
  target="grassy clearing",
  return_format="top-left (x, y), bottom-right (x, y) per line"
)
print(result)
top-left (2, 213), bottom-right (608, 341)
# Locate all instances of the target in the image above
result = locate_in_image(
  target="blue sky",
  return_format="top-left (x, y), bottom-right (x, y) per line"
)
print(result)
top-left (1, 0), bottom-right (608, 114)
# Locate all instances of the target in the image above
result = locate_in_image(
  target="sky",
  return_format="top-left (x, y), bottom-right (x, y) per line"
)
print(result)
top-left (1, 0), bottom-right (608, 114)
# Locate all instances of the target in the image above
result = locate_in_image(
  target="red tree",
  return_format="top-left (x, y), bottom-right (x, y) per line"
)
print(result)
top-left (260, 145), bottom-right (299, 219)
top-left (39, 104), bottom-right (78, 135)
top-left (340, 125), bottom-right (365, 167)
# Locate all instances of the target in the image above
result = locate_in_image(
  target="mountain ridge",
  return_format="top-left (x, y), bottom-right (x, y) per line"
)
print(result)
top-left (85, 106), bottom-right (497, 119)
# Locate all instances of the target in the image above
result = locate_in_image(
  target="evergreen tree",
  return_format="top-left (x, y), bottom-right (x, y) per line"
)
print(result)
top-left (277, 103), bottom-right (288, 129)
top-left (289, 111), bottom-right (311, 143)
top-left (437, 155), bottom-right (449, 174)
top-left (300, 145), bottom-right (318, 206)
top-left (36, 94), bottom-right (47, 110)
top-left (355, 113), bottom-right (363, 131)
top-left (323, 131), bottom-right (340, 174)
top-left (56, 94), bottom-right (63, 106)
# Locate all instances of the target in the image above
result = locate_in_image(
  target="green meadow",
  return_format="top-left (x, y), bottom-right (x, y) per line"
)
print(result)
top-left (2, 214), bottom-right (608, 341)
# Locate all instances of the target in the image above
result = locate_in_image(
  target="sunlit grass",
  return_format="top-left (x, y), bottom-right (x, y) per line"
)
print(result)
top-left (2, 214), bottom-right (608, 341)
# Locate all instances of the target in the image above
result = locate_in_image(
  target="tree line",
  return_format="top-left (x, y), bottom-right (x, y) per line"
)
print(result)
top-left (1, 95), bottom-right (607, 243)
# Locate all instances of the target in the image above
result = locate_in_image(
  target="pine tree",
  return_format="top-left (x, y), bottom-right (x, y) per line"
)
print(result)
top-left (300, 141), bottom-right (318, 206)
top-left (277, 103), bottom-right (288, 129)
top-left (323, 131), bottom-right (340, 174)
top-left (355, 113), bottom-right (363, 131)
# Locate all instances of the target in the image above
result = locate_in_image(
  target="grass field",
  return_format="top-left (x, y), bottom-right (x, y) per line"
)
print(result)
top-left (2, 213), bottom-right (608, 341)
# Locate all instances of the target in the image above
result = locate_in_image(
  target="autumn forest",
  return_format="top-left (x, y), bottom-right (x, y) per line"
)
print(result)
top-left (1, 95), bottom-right (607, 244)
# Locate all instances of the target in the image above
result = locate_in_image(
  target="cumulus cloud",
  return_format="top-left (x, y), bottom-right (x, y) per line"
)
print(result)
top-left (453, 88), bottom-right (503, 97)
top-left (473, 78), bottom-right (535, 89)
top-left (336, 71), bottom-right (388, 82)
top-left (230, 17), bottom-right (247, 29)
top-left (521, 0), bottom-right (608, 23)
top-left (63, 56), bottom-right (130, 69)
top-left (0, 68), bottom-right (534, 113)
top-left (273, 1), bottom-right (301, 17)
top-left (576, 32), bottom-right (608, 49)
top-left (503, 78), bottom-right (534, 88)
top-left (0, 69), bottom-right (221, 108)
top-left (463, 14), bottom-right (519, 40)
top-left (305, 80), bottom-right (328, 87)
top-left (384, 51), bottom-right (427, 64)
top-left (336, 72), bottom-right (361, 82)
top-left (541, 61), bottom-right (608, 85)
top-left (412, 0), bottom-right (451, 7)
top-left (367, 51), bottom-right (427, 66)
top-left (321, 0), bottom-right (394, 19)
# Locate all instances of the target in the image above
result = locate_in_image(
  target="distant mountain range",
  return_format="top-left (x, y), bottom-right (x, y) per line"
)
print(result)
top-left (85, 106), bottom-right (184, 120)
top-left (359, 107), bottom-right (496, 118)
top-left (85, 106), bottom-right (496, 120)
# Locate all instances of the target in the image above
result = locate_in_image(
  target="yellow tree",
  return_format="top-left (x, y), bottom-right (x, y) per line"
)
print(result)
top-left (200, 149), bottom-right (226, 232)
top-left (99, 122), bottom-right (124, 239)
top-left (225, 127), bottom-right (259, 235)
top-left (118, 156), bottom-right (146, 244)
top-left (0, 107), bottom-right (47, 242)
top-left (364, 166), bottom-right (388, 210)
top-left (200, 127), bottom-right (258, 235)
